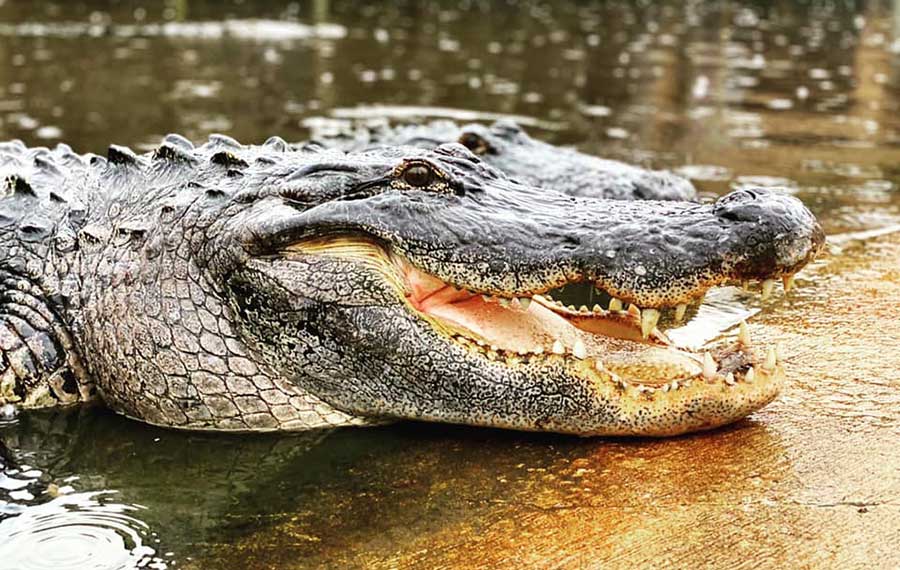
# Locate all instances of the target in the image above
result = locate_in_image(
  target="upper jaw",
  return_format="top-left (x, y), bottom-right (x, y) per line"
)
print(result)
top-left (366, 188), bottom-right (822, 311)
top-left (251, 150), bottom-right (823, 315)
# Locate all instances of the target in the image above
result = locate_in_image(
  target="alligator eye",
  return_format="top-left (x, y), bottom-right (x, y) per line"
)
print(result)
top-left (402, 164), bottom-right (435, 187)
top-left (459, 133), bottom-right (490, 155)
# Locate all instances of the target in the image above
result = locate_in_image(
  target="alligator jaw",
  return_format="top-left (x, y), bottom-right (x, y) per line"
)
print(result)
top-left (284, 237), bottom-right (785, 437)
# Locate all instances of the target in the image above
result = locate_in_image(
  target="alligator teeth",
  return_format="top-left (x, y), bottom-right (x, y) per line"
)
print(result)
top-left (764, 346), bottom-right (777, 370)
top-left (742, 280), bottom-right (751, 291)
top-left (499, 298), bottom-right (510, 308)
top-left (579, 305), bottom-right (590, 314)
top-left (518, 297), bottom-right (531, 311)
top-left (482, 294), bottom-right (491, 302)
top-left (533, 345), bottom-right (544, 355)
top-left (640, 308), bottom-right (660, 339)
top-left (674, 303), bottom-right (687, 323)
top-left (738, 320), bottom-right (751, 346)
top-left (775, 343), bottom-right (783, 363)
top-left (761, 279), bottom-right (776, 300)
top-left (745, 366), bottom-right (756, 382)
top-left (702, 352), bottom-right (717, 379)
top-left (572, 339), bottom-right (587, 359)
top-left (782, 274), bottom-right (795, 292)
top-left (592, 304), bottom-right (603, 314)
top-left (725, 372), bottom-right (736, 385)
top-left (670, 380), bottom-right (680, 391)
top-left (628, 304), bottom-right (641, 318)
top-left (608, 298), bottom-right (623, 311)
top-left (552, 340), bottom-right (565, 355)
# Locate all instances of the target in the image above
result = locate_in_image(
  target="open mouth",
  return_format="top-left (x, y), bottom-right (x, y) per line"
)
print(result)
top-left (285, 236), bottom-right (785, 395)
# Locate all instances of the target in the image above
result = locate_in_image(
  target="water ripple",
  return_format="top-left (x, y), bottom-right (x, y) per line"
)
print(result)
top-left (0, 491), bottom-right (167, 570)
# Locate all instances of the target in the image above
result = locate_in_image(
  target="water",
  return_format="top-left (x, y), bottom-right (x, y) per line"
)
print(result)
top-left (1, 1), bottom-right (899, 568)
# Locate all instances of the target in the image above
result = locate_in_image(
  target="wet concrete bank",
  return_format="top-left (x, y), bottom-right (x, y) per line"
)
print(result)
top-left (191, 233), bottom-right (900, 569)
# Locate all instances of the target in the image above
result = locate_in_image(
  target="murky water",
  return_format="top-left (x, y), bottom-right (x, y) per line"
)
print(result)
top-left (1, 1), bottom-right (899, 568)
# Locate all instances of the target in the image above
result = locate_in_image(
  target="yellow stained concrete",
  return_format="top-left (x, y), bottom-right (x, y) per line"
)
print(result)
top-left (193, 232), bottom-right (900, 570)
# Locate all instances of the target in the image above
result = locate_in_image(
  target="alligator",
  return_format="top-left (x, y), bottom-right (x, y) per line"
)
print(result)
top-left (0, 134), bottom-right (823, 436)
top-left (306, 119), bottom-right (698, 202)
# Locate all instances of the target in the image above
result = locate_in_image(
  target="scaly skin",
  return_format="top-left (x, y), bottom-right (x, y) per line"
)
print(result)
top-left (0, 135), bottom-right (823, 435)
top-left (308, 119), bottom-right (697, 201)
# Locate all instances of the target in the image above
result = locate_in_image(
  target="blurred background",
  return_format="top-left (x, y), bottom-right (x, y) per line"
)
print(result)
top-left (1, 0), bottom-right (899, 235)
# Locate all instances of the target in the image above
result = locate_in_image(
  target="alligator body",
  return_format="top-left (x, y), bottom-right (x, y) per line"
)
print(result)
top-left (0, 134), bottom-right (822, 436)
top-left (308, 120), bottom-right (698, 202)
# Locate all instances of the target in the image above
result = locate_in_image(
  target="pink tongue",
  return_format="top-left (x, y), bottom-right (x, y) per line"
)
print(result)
top-left (401, 264), bottom-right (589, 352)
top-left (423, 297), bottom-right (584, 352)
top-left (404, 266), bottom-right (472, 310)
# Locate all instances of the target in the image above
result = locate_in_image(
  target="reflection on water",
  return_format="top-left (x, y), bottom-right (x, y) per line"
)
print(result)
top-left (0, 491), bottom-right (165, 570)
top-left (0, 0), bottom-right (899, 568)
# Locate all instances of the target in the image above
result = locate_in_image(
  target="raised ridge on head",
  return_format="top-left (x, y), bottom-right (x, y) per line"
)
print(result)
top-left (4, 174), bottom-right (36, 197)
top-left (262, 136), bottom-right (288, 152)
top-left (107, 144), bottom-right (141, 166)
top-left (206, 133), bottom-right (242, 150)
top-left (154, 142), bottom-right (199, 164)
top-left (210, 151), bottom-right (249, 169)
top-left (162, 133), bottom-right (194, 151)
top-left (0, 140), bottom-right (27, 154)
top-left (33, 155), bottom-right (65, 177)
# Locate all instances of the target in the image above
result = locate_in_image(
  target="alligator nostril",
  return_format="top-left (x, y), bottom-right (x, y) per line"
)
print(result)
top-left (714, 188), bottom-right (789, 222)
top-left (718, 210), bottom-right (743, 223)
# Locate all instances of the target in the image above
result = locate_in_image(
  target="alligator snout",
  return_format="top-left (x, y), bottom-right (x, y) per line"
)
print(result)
top-left (714, 188), bottom-right (825, 278)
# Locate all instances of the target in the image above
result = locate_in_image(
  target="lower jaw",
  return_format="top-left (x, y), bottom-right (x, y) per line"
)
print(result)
top-left (410, 279), bottom-right (778, 395)
top-left (411, 343), bottom-right (785, 437)
top-left (407, 278), bottom-right (785, 436)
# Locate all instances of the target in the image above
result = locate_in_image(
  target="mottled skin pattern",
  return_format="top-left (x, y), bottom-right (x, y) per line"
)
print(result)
top-left (308, 119), bottom-right (697, 202)
top-left (0, 134), bottom-right (822, 435)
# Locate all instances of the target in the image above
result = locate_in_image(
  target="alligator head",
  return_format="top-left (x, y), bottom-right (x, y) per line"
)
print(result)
top-left (310, 119), bottom-right (698, 202)
top-left (221, 142), bottom-right (822, 436)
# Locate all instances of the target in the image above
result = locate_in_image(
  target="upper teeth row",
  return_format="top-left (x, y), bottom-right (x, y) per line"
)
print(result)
top-left (745, 276), bottom-right (796, 299)
top-left (481, 295), bottom-right (532, 311)
top-left (479, 274), bottom-right (798, 338)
